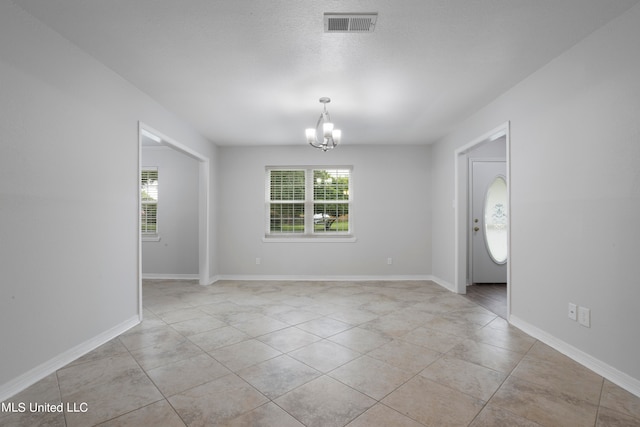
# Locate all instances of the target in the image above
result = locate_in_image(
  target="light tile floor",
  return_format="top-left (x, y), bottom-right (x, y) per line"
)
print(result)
top-left (2, 280), bottom-right (640, 426)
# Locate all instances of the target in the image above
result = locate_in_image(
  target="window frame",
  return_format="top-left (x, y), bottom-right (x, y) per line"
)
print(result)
top-left (264, 166), bottom-right (355, 242)
top-left (141, 166), bottom-right (160, 241)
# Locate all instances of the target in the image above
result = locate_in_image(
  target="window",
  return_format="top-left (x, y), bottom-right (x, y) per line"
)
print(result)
top-left (141, 168), bottom-right (158, 236)
top-left (266, 167), bottom-right (352, 238)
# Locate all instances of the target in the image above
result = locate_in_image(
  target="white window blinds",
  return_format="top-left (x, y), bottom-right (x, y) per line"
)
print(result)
top-left (141, 168), bottom-right (158, 234)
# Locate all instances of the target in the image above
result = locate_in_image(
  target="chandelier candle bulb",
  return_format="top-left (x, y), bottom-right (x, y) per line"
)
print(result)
top-left (305, 128), bottom-right (316, 142)
top-left (332, 129), bottom-right (341, 144)
top-left (323, 122), bottom-right (334, 138)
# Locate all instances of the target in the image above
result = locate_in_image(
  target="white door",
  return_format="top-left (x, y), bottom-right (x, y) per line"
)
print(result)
top-left (471, 160), bottom-right (507, 283)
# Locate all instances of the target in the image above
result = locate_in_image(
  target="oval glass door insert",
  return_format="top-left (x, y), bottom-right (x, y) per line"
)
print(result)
top-left (484, 175), bottom-right (508, 264)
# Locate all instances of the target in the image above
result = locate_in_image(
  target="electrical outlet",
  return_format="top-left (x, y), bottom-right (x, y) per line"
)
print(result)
top-left (387, 258), bottom-right (393, 265)
top-left (255, 258), bottom-right (261, 265)
top-left (578, 306), bottom-right (591, 327)
top-left (568, 303), bottom-right (577, 321)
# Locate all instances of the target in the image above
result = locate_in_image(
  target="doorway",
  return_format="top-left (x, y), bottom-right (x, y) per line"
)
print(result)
top-left (454, 122), bottom-right (510, 319)
top-left (137, 122), bottom-right (210, 319)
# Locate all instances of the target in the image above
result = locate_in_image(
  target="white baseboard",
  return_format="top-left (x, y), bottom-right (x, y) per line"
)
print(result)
top-left (510, 315), bottom-right (640, 398)
top-left (212, 274), bottom-right (433, 283)
top-left (428, 275), bottom-right (457, 293)
top-left (142, 273), bottom-right (199, 280)
top-left (0, 315), bottom-right (140, 402)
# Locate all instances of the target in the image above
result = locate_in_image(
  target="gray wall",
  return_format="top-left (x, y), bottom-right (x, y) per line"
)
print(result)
top-left (142, 147), bottom-right (199, 276)
top-left (217, 145), bottom-right (432, 278)
top-left (431, 4), bottom-right (640, 387)
top-left (0, 2), bottom-right (217, 397)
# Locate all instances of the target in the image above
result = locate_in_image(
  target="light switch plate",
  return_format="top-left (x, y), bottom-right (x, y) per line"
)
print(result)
top-left (578, 306), bottom-right (591, 327)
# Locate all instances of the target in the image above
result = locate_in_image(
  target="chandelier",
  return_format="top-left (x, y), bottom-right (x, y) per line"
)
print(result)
top-left (305, 97), bottom-right (342, 151)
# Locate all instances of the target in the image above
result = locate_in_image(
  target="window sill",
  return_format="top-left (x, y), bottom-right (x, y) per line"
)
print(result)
top-left (142, 234), bottom-right (161, 242)
top-left (263, 234), bottom-right (356, 243)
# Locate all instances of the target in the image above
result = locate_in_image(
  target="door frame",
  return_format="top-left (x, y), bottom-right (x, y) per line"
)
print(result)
top-left (137, 122), bottom-right (210, 319)
top-left (453, 122), bottom-right (511, 317)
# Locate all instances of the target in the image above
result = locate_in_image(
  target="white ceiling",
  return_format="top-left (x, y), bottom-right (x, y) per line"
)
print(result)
top-left (15, 0), bottom-right (640, 146)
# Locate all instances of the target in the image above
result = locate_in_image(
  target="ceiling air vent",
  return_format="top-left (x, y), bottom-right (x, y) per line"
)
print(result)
top-left (324, 13), bottom-right (377, 33)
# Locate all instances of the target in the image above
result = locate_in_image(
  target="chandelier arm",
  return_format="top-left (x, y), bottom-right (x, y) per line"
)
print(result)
top-left (308, 113), bottom-right (324, 149)
top-left (316, 113), bottom-right (324, 134)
